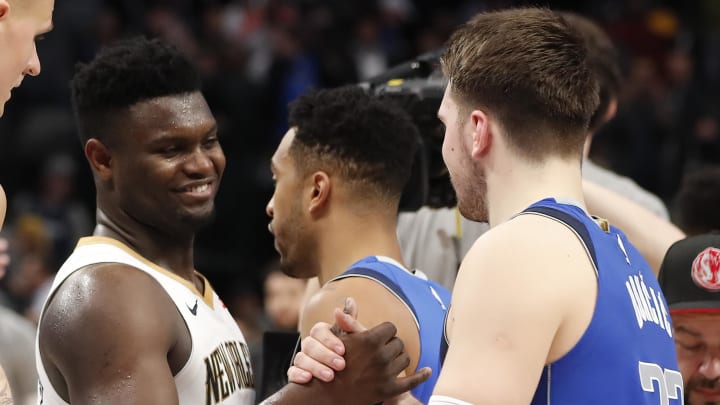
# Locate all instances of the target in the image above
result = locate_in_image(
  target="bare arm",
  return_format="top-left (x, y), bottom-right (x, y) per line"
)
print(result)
top-left (298, 277), bottom-right (321, 332)
top-left (39, 264), bottom-right (182, 405)
top-left (433, 216), bottom-right (596, 403)
top-left (0, 364), bottom-right (12, 405)
top-left (583, 179), bottom-right (685, 276)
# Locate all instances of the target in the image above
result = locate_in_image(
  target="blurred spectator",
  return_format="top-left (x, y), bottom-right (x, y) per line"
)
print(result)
top-left (658, 233), bottom-right (720, 405)
top-left (0, 306), bottom-right (37, 405)
top-left (263, 264), bottom-right (306, 331)
top-left (672, 166), bottom-right (720, 236)
top-left (11, 153), bottom-right (92, 268)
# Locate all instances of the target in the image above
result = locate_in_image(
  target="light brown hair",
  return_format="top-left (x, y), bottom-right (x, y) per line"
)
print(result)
top-left (441, 8), bottom-right (599, 161)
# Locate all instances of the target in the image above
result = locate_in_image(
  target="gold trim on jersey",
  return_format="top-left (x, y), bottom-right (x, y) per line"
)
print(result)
top-left (76, 236), bottom-right (215, 308)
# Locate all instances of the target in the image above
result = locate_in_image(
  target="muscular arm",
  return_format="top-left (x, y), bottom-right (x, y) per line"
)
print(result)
top-left (38, 264), bottom-right (183, 405)
top-left (0, 364), bottom-right (12, 405)
top-left (433, 216), bottom-right (597, 403)
top-left (583, 179), bottom-right (685, 276)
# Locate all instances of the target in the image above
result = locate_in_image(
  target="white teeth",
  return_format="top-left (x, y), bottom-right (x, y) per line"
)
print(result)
top-left (188, 184), bottom-right (209, 193)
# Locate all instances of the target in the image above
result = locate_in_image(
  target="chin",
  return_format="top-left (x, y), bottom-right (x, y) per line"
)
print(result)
top-left (179, 209), bottom-right (216, 230)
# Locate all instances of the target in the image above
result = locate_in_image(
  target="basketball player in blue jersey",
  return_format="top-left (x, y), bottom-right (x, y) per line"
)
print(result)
top-left (425, 8), bottom-right (682, 404)
top-left (35, 37), bottom-right (428, 405)
top-left (265, 85), bottom-right (450, 403)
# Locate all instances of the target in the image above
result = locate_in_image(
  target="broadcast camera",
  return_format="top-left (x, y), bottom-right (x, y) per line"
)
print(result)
top-left (359, 49), bottom-right (457, 211)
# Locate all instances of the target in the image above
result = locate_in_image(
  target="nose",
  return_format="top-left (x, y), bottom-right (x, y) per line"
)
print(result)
top-left (266, 196), bottom-right (274, 218)
top-left (184, 147), bottom-right (214, 177)
top-left (24, 44), bottom-right (41, 77)
top-left (699, 355), bottom-right (720, 379)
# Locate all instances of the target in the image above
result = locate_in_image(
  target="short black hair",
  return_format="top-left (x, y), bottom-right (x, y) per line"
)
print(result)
top-left (288, 86), bottom-right (420, 204)
top-left (673, 166), bottom-right (720, 236)
top-left (71, 37), bottom-right (201, 144)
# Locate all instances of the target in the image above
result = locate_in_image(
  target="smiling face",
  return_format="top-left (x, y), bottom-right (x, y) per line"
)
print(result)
top-left (673, 312), bottom-right (720, 405)
top-left (107, 92), bottom-right (225, 235)
top-left (0, 0), bottom-right (54, 117)
top-left (438, 86), bottom-right (488, 222)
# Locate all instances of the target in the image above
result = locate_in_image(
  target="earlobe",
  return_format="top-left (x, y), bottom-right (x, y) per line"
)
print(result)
top-left (308, 172), bottom-right (330, 214)
top-left (85, 139), bottom-right (114, 182)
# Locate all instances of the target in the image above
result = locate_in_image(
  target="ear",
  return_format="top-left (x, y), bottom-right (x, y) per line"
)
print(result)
top-left (0, 1), bottom-right (9, 21)
top-left (84, 138), bottom-right (114, 182)
top-left (469, 109), bottom-right (491, 158)
top-left (308, 171), bottom-right (331, 215)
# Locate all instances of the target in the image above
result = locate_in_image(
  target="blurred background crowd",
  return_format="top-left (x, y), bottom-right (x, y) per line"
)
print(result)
top-left (0, 1), bottom-right (719, 395)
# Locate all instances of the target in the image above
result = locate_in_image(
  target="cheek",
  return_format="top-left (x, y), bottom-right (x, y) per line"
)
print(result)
top-left (676, 352), bottom-right (698, 380)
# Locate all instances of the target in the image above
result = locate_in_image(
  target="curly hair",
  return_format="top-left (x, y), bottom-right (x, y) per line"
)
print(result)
top-left (71, 37), bottom-right (201, 144)
top-left (288, 85), bottom-right (420, 204)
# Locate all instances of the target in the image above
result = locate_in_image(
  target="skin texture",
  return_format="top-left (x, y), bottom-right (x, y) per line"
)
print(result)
top-left (673, 313), bottom-right (720, 405)
top-left (0, 0), bottom-right (54, 116)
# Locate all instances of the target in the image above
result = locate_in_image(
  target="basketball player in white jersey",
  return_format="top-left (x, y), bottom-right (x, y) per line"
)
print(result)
top-left (0, 0), bottom-right (53, 403)
top-left (35, 36), bottom-right (428, 405)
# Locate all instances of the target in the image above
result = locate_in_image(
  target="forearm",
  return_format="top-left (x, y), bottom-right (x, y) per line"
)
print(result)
top-left (260, 381), bottom-right (353, 405)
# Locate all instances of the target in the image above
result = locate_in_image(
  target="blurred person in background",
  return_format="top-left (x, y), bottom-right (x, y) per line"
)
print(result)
top-left (264, 261), bottom-right (306, 332)
top-left (672, 166), bottom-right (720, 236)
top-left (658, 233), bottom-right (720, 405)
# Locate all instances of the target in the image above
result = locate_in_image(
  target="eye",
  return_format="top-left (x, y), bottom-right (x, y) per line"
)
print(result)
top-left (678, 341), bottom-right (705, 353)
top-left (203, 137), bottom-right (219, 147)
top-left (159, 145), bottom-right (180, 157)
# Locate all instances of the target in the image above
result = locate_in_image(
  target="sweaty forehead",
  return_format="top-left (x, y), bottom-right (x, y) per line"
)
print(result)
top-left (126, 92), bottom-right (215, 134)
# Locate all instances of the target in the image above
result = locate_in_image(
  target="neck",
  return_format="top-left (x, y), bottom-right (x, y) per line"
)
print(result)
top-left (486, 155), bottom-right (585, 227)
top-left (315, 210), bottom-right (403, 286)
top-left (94, 204), bottom-right (197, 283)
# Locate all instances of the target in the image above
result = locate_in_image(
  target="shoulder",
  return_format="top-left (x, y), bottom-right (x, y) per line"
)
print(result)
top-left (40, 263), bottom-right (179, 361)
top-left (454, 214), bottom-right (596, 312)
top-left (300, 274), bottom-right (417, 337)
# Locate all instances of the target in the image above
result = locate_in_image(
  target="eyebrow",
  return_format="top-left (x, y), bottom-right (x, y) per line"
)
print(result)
top-left (675, 326), bottom-right (701, 337)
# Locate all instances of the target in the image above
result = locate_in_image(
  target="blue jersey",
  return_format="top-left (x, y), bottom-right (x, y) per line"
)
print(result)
top-left (329, 256), bottom-right (451, 403)
top-left (520, 199), bottom-right (683, 404)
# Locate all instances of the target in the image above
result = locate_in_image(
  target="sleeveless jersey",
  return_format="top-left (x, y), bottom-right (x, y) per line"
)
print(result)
top-left (329, 256), bottom-right (451, 403)
top-left (35, 236), bottom-right (256, 405)
top-left (520, 199), bottom-right (682, 404)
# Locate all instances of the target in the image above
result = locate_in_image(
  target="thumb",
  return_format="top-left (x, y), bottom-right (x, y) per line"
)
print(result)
top-left (334, 297), bottom-right (367, 333)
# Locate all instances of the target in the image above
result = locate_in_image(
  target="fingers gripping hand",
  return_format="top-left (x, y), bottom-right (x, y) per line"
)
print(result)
top-left (288, 297), bottom-right (362, 383)
top-left (288, 322), bottom-right (347, 383)
top-left (339, 322), bottom-right (432, 403)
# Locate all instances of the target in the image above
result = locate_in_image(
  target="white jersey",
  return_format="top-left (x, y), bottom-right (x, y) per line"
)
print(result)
top-left (35, 236), bottom-right (256, 405)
